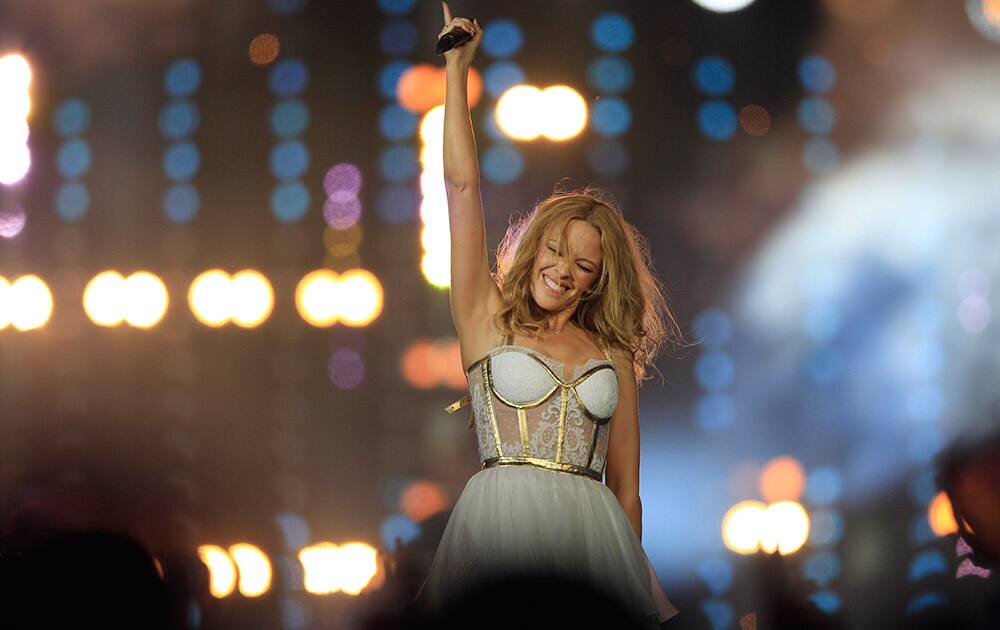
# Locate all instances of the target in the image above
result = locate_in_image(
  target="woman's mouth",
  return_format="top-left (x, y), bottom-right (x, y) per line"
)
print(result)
top-left (542, 273), bottom-right (569, 295)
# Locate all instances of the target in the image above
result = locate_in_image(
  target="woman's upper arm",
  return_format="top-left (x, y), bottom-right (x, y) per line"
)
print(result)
top-left (445, 182), bottom-right (502, 340)
top-left (605, 344), bottom-right (641, 500)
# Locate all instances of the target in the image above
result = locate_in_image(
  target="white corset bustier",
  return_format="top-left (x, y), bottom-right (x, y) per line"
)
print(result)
top-left (451, 345), bottom-right (620, 481)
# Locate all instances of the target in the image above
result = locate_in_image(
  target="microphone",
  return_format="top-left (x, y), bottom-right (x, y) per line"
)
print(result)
top-left (436, 27), bottom-right (473, 54)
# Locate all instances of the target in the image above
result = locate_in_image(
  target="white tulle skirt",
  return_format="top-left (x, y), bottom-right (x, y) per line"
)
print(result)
top-left (415, 464), bottom-right (679, 627)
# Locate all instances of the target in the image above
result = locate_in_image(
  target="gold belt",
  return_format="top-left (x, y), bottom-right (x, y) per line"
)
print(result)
top-left (482, 456), bottom-right (602, 481)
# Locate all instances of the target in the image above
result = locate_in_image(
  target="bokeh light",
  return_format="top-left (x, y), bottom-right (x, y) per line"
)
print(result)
top-left (0, 206), bottom-right (26, 238)
top-left (591, 13), bottom-right (634, 52)
top-left (758, 501), bottom-right (810, 555)
top-left (927, 490), bottom-right (958, 536)
top-left (295, 269), bottom-right (383, 327)
top-left (249, 33), bottom-right (281, 65)
top-left (722, 500), bottom-right (767, 554)
top-left (691, 0), bottom-right (758, 12)
top-left (188, 270), bottom-right (274, 328)
top-left (481, 19), bottom-right (524, 58)
top-left (299, 542), bottom-right (379, 595)
top-left (0, 275), bottom-right (53, 331)
top-left (228, 543), bottom-right (272, 597)
top-left (198, 545), bottom-right (237, 598)
top-left (698, 100), bottom-right (738, 141)
top-left (400, 480), bottom-right (449, 521)
top-left (328, 348), bottom-right (365, 389)
top-left (760, 456), bottom-right (806, 502)
top-left (693, 56), bottom-right (735, 96)
top-left (397, 64), bottom-right (482, 113)
top-left (739, 104), bottom-right (771, 136)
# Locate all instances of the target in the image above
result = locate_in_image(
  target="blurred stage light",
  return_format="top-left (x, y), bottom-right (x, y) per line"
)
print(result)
top-left (698, 100), bottom-right (738, 141)
top-left (496, 85), bottom-right (543, 140)
top-left (694, 392), bottom-right (736, 431)
top-left (379, 103), bottom-right (419, 141)
top-left (482, 19), bottom-right (524, 58)
top-left (272, 181), bottom-right (309, 223)
top-left (967, 0), bottom-right (1000, 43)
top-left (378, 61), bottom-right (411, 100)
top-left (189, 269), bottom-right (274, 328)
top-left (323, 193), bottom-right (361, 229)
top-left (484, 61), bottom-right (525, 98)
top-left (379, 20), bottom-right (419, 57)
top-left (400, 480), bottom-right (449, 521)
top-left (540, 85), bottom-right (588, 141)
top-left (379, 514), bottom-right (421, 552)
top-left (798, 54), bottom-right (837, 93)
top-left (228, 543), bottom-right (272, 597)
top-left (198, 545), bottom-right (238, 598)
top-left (927, 490), bottom-right (958, 536)
top-left (722, 500), bottom-right (767, 554)
top-left (299, 542), bottom-right (379, 595)
top-left (159, 101), bottom-right (200, 139)
top-left (482, 145), bottom-right (523, 183)
top-left (380, 145), bottom-right (419, 182)
top-left (0, 206), bottom-right (26, 238)
top-left (270, 140), bottom-right (309, 179)
top-left (269, 59), bottom-right (308, 98)
top-left (328, 348), bottom-right (365, 389)
top-left (295, 269), bottom-right (383, 327)
top-left (760, 456), bottom-right (806, 502)
top-left (378, 0), bottom-right (417, 16)
top-left (739, 104), bottom-right (771, 136)
top-left (692, 56), bottom-right (735, 96)
top-left (397, 64), bottom-right (483, 114)
top-left (591, 96), bottom-right (630, 137)
top-left (691, 0), bottom-right (758, 13)
top-left (809, 510), bottom-right (845, 546)
top-left (804, 466), bottom-right (843, 505)
top-left (758, 501), bottom-right (810, 554)
top-left (376, 186), bottom-right (417, 223)
top-left (84, 271), bottom-right (169, 328)
top-left (587, 56), bottom-right (634, 94)
top-left (53, 98), bottom-right (90, 136)
top-left (591, 13), bottom-right (634, 52)
top-left (270, 100), bottom-right (309, 138)
top-left (165, 58), bottom-right (201, 98)
top-left (803, 551), bottom-right (841, 586)
top-left (0, 275), bottom-right (51, 331)
top-left (249, 33), bottom-right (281, 65)
top-left (323, 223), bottom-right (363, 257)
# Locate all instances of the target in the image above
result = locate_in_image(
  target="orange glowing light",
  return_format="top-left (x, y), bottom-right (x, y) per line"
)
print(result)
top-left (928, 490), bottom-right (958, 536)
top-left (400, 480), bottom-right (449, 522)
top-left (760, 456), bottom-right (805, 503)
top-left (249, 33), bottom-right (281, 65)
top-left (739, 104), bottom-right (771, 136)
top-left (397, 64), bottom-right (482, 113)
top-left (401, 341), bottom-right (438, 389)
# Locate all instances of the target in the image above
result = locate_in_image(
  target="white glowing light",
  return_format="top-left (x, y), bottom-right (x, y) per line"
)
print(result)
top-left (690, 0), bottom-right (757, 13)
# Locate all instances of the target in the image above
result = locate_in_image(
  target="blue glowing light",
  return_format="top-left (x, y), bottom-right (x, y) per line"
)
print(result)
top-left (379, 513), bottom-right (421, 552)
top-left (798, 96), bottom-right (836, 135)
top-left (271, 181), bottom-right (310, 223)
top-left (905, 591), bottom-right (946, 615)
top-left (57, 139), bottom-right (92, 178)
top-left (482, 19), bottom-right (524, 58)
top-left (908, 550), bottom-right (947, 582)
top-left (587, 56), bottom-right (634, 94)
top-left (693, 307), bottom-right (733, 347)
top-left (586, 140), bottom-right (628, 176)
top-left (269, 0), bottom-right (308, 14)
top-left (805, 466), bottom-right (843, 505)
top-left (693, 56), bottom-right (735, 96)
top-left (270, 100), bottom-right (310, 138)
top-left (809, 510), bottom-right (844, 546)
top-left (700, 598), bottom-right (733, 630)
top-left (379, 145), bottom-right (419, 182)
top-left (803, 551), bottom-right (841, 587)
top-left (55, 182), bottom-right (89, 222)
top-left (695, 350), bottom-right (735, 391)
top-left (591, 97), bottom-right (631, 137)
top-left (376, 185), bottom-right (418, 223)
top-left (694, 393), bottom-right (736, 431)
top-left (159, 101), bottom-right (200, 139)
top-left (798, 54), bottom-right (836, 93)
top-left (53, 99), bottom-right (91, 137)
top-left (163, 184), bottom-right (200, 224)
top-left (483, 61), bottom-right (525, 98)
top-left (378, 61), bottom-right (411, 100)
top-left (379, 104), bottom-right (419, 141)
top-left (165, 58), bottom-right (202, 97)
top-left (698, 100), bottom-right (738, 141)
top-left (270, 141), bottom-right (310, 179)
top-left (269, 59), bottom-right (309, 97)
top-left (163, 141), bottom-right (201, 180)
top-left (808, 590), bottom-right (842, 614)
top-left (591, 13), bottom-right (634, 52)
top-left (377, 0), bottom-right (417, 17)
top-left (696, 557), bottom-right (734, 595)
top-left (482, 145), bottom-right (523, 184)
top-left (380, 20), bottom-right (419, 57)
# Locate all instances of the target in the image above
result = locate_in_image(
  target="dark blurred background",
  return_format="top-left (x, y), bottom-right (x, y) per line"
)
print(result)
top-left (1, 0), bottom-right (999, 628)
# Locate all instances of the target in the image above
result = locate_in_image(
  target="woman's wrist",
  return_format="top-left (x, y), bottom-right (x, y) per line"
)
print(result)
top-left (445, 60), bottom-right (471, 74)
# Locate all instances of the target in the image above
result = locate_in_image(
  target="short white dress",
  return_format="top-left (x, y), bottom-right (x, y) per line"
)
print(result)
top-left (414, 333), bottom-right (679, 627)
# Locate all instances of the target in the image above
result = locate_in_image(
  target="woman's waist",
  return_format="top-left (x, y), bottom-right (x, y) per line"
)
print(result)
top-left (481, 455), bottom-right (603, 481)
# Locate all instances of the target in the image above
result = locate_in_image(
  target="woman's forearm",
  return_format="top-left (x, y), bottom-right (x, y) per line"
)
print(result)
top-left (617, 494), bottom-right (643, 542)
top-left (443, 63), bottom-right (480, 189)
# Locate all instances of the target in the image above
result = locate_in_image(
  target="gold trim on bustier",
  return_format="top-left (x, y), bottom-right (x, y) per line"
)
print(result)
top-left (482, 355), bottom-right (503, 457)
top-left (482, 456), bottom-right (602, 481)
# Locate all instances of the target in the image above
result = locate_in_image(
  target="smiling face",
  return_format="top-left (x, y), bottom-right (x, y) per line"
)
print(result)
top-left (529, 218), bottom-right (603, 314)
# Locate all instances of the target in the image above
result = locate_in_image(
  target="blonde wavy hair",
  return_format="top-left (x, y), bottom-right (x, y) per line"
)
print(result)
top-left (493, 184), bottom-right (690, 385)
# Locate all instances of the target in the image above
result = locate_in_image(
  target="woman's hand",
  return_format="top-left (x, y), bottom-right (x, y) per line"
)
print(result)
top-left (439, 1), bottom-right (482, 69)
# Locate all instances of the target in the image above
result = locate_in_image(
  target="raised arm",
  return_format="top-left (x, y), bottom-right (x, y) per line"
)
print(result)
top-left (440, 2), bottom-right (502, 366)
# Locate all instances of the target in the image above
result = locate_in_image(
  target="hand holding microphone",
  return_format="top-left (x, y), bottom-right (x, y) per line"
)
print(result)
top-left (438, 1), bottom-right (482, 64)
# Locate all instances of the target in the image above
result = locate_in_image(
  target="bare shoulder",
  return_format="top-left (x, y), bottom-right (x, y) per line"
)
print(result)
top-left (609, 341), bottom-right (636, 376)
